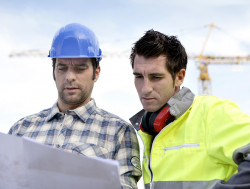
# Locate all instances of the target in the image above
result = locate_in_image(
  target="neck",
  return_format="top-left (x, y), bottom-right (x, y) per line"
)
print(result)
top-left (57, 99), bottom-right (91, 113)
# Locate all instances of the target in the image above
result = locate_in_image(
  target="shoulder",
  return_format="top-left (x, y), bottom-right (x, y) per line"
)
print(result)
top-left (192, 95), bottom-right (249, 119)
top-left (195, 95), bottom-right (228, 103)
top-left (9, 108), bottom-right (51, 135)
top-left (193, 95), bottom-right (239, 109)
top-left (94, 107), bottom-right (135, 130)
top-left (20, 108), bottom-right (51, 122)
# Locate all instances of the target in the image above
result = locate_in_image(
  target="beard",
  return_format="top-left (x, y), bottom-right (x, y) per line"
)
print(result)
top-left (58, 84), bottom-right (93, 106)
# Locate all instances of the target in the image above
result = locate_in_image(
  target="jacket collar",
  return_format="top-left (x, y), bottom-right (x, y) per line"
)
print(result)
top-left (129, 87), bottom-right (195, 131)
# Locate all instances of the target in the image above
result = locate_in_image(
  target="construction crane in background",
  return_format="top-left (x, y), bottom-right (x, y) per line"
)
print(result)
top-left (9, 50), bottom-right (48, 57)
top-left (8, 24), bottom-right (250, 95)
top-left (193, 23), bottom-right (250, 95)
top-left (9, 50), bottom-right (129, 58)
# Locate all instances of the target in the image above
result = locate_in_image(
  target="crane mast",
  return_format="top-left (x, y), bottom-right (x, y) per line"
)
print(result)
top-left (8, 24), bottom-right (250, 96)
top-left (195, 23), bottom-right (250, 95)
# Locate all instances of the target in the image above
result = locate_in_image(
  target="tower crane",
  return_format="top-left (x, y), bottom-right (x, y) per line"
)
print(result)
top-left (193, 23), bottom-right (250, 95)
top-left (8, 23), bottom-right (250, 96)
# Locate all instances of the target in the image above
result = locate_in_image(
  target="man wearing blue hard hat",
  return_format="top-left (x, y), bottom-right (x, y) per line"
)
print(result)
top-left (9, 23), bottom-right (141, 189)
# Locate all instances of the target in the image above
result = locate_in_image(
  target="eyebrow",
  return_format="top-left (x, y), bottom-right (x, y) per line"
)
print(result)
top-left (150, 73), bottom-right (164, 76)
top-left (133, 72), bottom-right (142, 76)
top-left (133, 72), bottom-right (164, 76)
top-left (74, 63), bottom-right (88, 67)
top-left (56, 62), bottom-right (88, 67)
top-left (56, 63), bottom-right (66, 66)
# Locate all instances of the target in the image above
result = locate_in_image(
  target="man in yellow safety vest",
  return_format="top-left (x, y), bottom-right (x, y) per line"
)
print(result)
top-left (129, 29), bottom-right (250, 189)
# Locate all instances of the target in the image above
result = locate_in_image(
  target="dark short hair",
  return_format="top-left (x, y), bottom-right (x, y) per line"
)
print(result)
top-left (52, 58), bottom-right (100, 80)
top-left (130, 29), bottom-right (187, 80)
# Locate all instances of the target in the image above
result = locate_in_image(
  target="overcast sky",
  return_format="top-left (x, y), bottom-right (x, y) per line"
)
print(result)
top-left (0, 0), bottom-right (250, 134)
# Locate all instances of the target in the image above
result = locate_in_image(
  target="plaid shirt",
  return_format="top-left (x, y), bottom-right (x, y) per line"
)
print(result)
top-left (9, 99), bottom-right (141, 188)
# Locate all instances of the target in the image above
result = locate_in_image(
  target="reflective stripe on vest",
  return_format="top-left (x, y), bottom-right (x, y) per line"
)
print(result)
top-left (145, 180), bottom-right (221, 189)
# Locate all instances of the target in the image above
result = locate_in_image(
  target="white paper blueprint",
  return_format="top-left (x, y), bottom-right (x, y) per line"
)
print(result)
top-left (0, 133), bottom-right (121, 189)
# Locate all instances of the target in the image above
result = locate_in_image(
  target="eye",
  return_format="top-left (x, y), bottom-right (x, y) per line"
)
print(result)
top-left (75, 66), bottom-right (87, 72)
top-left (135, 75), bottom-right (143, 79)
top-left (58, 66), bottom-right (67, 71)
top-left (153, 76), bottom-right (162, 79)
top-left (151, 75), bottom-right (163, 81)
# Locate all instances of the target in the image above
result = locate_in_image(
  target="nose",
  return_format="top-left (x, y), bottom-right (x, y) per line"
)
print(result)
top-left (65, 68), bottom-right (76, 82)
top-left (142, 79), bottom-right (152, 95)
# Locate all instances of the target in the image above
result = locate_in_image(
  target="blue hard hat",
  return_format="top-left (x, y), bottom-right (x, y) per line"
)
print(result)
top-left (48, 23), bottom-right (102, 60)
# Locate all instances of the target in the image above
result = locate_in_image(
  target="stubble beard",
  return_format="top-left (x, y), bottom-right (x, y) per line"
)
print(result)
top-left (59, 86), bottom-right (89, 107)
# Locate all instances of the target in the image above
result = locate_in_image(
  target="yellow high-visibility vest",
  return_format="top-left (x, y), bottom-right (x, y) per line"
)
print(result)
top-left (139, 95), bottom-right (250, 189)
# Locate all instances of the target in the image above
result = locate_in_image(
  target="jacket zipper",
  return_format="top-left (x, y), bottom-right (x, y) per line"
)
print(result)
top-left (148, 122), bottom-right (174, 188)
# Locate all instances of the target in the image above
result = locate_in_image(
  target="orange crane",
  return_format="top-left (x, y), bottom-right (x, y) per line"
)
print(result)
top-left (193, 23), bottom-right (250, 95)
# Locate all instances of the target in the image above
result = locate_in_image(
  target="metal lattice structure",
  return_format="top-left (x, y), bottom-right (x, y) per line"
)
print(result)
top-left (9, 24), bottom-right (250, 95)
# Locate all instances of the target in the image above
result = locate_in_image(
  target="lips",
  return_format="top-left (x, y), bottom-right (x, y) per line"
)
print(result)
top-left (64, 86), bottom-right (79, 93)
top-left (65, 87), bottom-right (78, 90)
top-left (142, 97), bottom-right (155, 102)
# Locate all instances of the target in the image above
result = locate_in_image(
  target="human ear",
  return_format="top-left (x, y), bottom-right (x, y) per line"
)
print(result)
top-left (175, 69), bottom-right (186, 87)
top-left (94, 66), bottom-right (101, 82)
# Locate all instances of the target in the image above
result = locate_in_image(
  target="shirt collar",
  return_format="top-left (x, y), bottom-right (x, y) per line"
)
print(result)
top-left (72, 99), bottom-right (97, 122)
top-left (45, 99), bottom-right (97, 122)
top-left (45, 102), bottom-right (61, 122)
